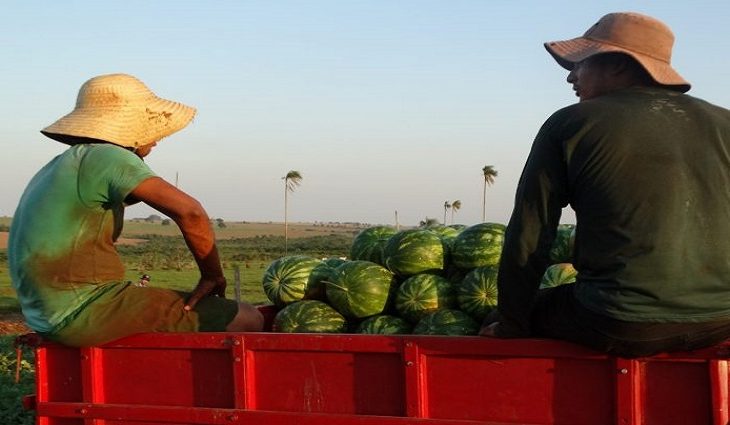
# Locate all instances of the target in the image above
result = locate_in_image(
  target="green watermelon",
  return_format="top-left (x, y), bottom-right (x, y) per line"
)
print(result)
top-left (350, 226), bottom-right (398, 265)
top-left (457, 266), bottom-right (499, 321)
top-left (272, 300), bottom-right (347, 333)
top-left (448, 224), bottom-right (467, 232)
top-left (425, 224), bottom-right (461, 240)
top-left (395, 274), bottom-right (457, 323)
top-left (413, 309), bottom-right (480, 336)
top-left (356, 314), bottom-right (412, 335)
top-left (326, 260), bottom-right (396, 319)
top-left (549, 224), bottom-right (576, 264)
top-left (425, 224), bottom-right (462, 254)
top-left (540, 263), bottom-right (578, 289)
top-left (451, 223), bottom-right (506, 268)
top-left (308, 257), bottom-right (348, 299)
top-left (383, 229), bottom-right (445, 276)
top-left (261, 256), bottom-right (324, 307)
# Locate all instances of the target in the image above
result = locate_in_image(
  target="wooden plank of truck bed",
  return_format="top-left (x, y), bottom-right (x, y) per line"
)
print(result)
top-left (30, 332), bottom-right (730, 425)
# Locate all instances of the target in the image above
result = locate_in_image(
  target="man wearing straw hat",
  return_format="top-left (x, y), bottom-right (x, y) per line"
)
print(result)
top-left (481, 12), bottom-right (730, 356)
top-left (8, 74), bottom-right (264, 347)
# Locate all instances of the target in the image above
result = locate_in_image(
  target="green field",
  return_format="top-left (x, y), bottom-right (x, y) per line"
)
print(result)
top-left (0, 217), bottom-right (359, 310)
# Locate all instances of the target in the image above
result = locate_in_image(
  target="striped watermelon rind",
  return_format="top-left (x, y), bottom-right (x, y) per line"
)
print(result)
top-left (451, 223), bottom-right (506, 268)
top-left (261, 255), bottom-right (324, 307)
top-left (457, 266), bottom-right (499, 321)
top-left (540, 263), bottom-right (577, 289)
top-left (413, 309), bottom-right (480, 336)
top-left (350, 226), bottom-right (398, 265)
top-left (272, 300), bottom-right (347, 333)
top-left (326, 260), bottom-right (396, 319)
top-left (395, 273), bottom-right (457, 323)
top-left (356, 314), bottom-right (412, 335)
top-left (549, 224), bottom-right (576, 264)
top-left (383, 229), bottom-right (445, 276)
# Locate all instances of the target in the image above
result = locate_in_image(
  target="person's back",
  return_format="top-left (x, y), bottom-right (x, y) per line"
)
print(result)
top-left (9, 143), bottom-right (153, 334)
top-left (9, 73), bottom-right (263, 347)
top-left (482, 12), bottom-right (730, 357)
top-left (550, 87), bottom-right (730, 321)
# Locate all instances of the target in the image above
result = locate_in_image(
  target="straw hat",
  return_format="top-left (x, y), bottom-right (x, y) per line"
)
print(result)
top-left (544, 12), bottom-right (690, 93)
top-left (42, 73), bottom-right (196, 148)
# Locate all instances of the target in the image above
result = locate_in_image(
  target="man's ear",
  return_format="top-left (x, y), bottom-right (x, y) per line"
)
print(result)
top-left (608, 56), bottom-right (631, 76)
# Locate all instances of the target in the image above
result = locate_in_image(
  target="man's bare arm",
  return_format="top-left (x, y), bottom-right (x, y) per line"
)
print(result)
top-left (128, 177), bottom-right (226, 310)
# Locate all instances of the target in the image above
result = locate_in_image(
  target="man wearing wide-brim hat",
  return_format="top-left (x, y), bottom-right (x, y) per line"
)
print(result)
top-left (481, 12), bottom-right (730, 357)
top-left (8, 74), bottom-right (263, 346)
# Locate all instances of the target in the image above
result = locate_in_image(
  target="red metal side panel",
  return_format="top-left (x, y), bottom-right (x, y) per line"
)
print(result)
top-left (100, 347), bottom-right (234, 407)
top-left (38, 345), bottom-right (82, 403)
top-left (641, 360), bottom-right (711, 424)
top-left (421, 355), bottom-right (614, 424)
top-left (245, 333), bottom-right (405, 416)
top-left (409, 337), bottom-right (615, 424)
top-left (33, 332), bottom-right (730, 425)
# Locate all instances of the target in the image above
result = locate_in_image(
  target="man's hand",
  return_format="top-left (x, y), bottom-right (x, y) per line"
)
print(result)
top-left (185, 276), bottom-right (227, 311)
top-left (478, 310), bottom-right (531, 339)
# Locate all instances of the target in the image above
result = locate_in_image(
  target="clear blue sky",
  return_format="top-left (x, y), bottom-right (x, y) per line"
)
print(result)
top-left (2, 1), bottom-right (729, 226)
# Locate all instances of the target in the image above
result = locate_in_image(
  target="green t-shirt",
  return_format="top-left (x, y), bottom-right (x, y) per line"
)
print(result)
top-left (498, 87), bottom-right (730, 332)
top-left (8, 143), bottom-right (156, 333)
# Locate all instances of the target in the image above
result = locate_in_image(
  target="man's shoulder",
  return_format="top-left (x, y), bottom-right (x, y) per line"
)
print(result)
top-left (75, 143), bottom-right (143, 165)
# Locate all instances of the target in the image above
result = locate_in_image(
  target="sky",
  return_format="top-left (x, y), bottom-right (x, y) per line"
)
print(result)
top-left (2, 0), bottom-right (729, 227)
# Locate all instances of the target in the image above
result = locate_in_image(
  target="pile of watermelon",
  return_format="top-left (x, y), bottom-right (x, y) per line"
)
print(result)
top-left (263, 222), bottom-right (576, 336)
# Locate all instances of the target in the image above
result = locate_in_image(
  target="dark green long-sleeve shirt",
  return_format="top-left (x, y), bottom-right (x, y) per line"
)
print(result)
top-left (498, 87), bottom-right (730, 336)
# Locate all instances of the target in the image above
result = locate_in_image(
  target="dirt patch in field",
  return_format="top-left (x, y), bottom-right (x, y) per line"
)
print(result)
top-left (0, 232), bottom-right (7, 250)
top-left (115, 237), bottom-right (147, 246)
top-left (0, 312), bottom-right (31, 336)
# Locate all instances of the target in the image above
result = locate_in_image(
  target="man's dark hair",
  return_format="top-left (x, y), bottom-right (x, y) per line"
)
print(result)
top-left (589, 52), bottom-right (658, 87)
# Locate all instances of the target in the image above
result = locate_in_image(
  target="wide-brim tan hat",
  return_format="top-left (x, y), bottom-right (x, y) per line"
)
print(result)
top-left (544, 12), bottom-right (690, 93)
top-left (42, 73), bottom-right (196, 148)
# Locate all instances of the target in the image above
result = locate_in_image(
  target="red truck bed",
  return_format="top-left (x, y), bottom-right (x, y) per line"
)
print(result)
top-left (29, 332), bottom-right (730, 425)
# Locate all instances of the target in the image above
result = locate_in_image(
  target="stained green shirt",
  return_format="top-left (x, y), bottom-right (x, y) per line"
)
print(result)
top-left (8, 143), bottom-right (155, 333)
top-left (498, 87), bottom-right (730, 334)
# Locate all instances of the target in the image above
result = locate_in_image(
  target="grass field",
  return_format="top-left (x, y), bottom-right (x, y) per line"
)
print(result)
top-left (0, 218), bottom-right (361, 312)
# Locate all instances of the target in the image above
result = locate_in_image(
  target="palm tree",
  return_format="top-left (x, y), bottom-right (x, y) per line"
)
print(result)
top-left (443, 201), bottom-right (451, 225)
top-left (481, 165), bottom-right (498, 222)
top-left (283, 170), bottom-right (302, 254)
top-left (450, 200), bottom-right (461, 224)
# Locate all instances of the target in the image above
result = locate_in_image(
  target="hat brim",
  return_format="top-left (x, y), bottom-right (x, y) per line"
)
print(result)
top-left (42, 97), bottom-right (196, 148)
top-left (544, 37), bottom-right (691, 93)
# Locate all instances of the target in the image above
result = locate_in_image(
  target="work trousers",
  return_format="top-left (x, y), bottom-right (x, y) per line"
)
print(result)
top-left (531, 284), bottom-right (730, 357)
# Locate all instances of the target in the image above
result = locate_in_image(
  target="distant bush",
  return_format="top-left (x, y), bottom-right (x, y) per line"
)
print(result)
top-left (0, 224), bottom-right (9, 232)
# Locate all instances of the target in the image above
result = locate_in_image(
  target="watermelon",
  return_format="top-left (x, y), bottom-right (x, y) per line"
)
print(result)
top-left (442, 264), bottom-right (471, 285)
top-left (413, 309), bottom-right (480, 336)
top-left (356, 314), bottom-right (412, 335)
top-left (326, 260), bottom-right (396, 319)
top-left (261, 255), bottom-right (323, 307)
top-left (457, 266), bottom-right (499, 321)
top-left (308, 257), bottom-right (348, 299)
top-left (448, 224), bottom-right (467, 232)
top-left (383, 229), bottom-right (445, 276)
top-left (425, 224), bottom-right (461, 240)
top-left (395, 274), bottom-right (457, 323)
top-left (540, 263), bottom-right (577, 289)
top-left (549, 224), bottom-right (576, 264)
top-left (425, 224), bottom-right (462, 254)
top-left (350, 226), bottom-right (398, 265)
top-left (451, 223), bottom-right (506, 268)
top-left (272, 300), bottom-right (347, 333)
